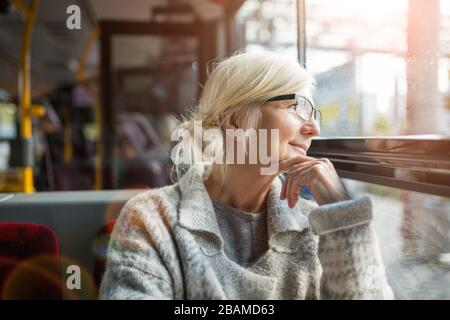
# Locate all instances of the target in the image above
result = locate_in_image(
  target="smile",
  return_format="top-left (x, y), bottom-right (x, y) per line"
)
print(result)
top-left (289, 142), bottom-right (307, 155)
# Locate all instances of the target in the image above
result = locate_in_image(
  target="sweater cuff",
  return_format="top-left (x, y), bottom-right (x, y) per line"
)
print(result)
top-left (308, 196), bottom-right (372, 235)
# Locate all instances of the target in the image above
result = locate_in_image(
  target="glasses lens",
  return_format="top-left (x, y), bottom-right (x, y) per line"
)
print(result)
top-left (314, 109), bottom-right (322, 128)
top-left (296, 96), bottom-right (313, 120)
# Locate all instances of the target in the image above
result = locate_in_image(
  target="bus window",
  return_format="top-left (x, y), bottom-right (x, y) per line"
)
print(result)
top-left (109, 35), bottom-right (198, 189)
top-left (0, 103), bottom-right (16, 168)
top-left (343, 179), bottom-right (450, 299)
top-left (304, 0), bottom-right (450, 137)
top-left (236, 0), bottom-right (299, 57)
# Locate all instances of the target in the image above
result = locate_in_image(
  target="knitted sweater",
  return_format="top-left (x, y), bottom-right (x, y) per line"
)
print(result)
top-left (99, 168), bottom-right (394, 300)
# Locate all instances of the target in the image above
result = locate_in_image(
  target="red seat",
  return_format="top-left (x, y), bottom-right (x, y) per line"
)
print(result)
top-left (0, 222), bottom-right (62, 299)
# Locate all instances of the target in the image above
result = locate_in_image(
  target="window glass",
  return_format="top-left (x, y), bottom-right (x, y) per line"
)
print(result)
top-left (236, 0), bottom-right (298, 58)
top-left (305, 0), bottom-right (450, 137)
top-left (343, 178), bottom-right (450, 299)
top-left (110, 35), bottom-right (198, 189)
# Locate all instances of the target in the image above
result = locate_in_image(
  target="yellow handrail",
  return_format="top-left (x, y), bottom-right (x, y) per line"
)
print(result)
top-left (10, 0), bottom-right (28, 16)
top-left (76, 26), bottom-right (100, 81)
top-left (11, 0), bottom-right (43, 193)
top-left (63, 105), bottom-right (73, 163)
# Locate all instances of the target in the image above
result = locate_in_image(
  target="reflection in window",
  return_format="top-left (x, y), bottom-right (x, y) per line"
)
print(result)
top-left (306, 0), bottom-right (450, 137)
top-left (343, 179), bottom-right (450, 299)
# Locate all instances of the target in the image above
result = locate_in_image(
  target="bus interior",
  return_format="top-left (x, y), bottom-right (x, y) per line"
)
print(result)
top-left (0, 0), bottom-right (449, 300)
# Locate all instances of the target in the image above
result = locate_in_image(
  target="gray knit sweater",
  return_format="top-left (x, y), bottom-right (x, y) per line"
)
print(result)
top-left (99, 168), bottom-right (394, 299)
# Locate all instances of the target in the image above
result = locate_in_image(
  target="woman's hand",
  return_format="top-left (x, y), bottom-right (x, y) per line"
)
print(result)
top-left (278, 155), bottom-right (351, 208)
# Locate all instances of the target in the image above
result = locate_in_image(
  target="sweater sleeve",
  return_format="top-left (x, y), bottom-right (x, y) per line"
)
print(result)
top-left (99, 199), bottom-right (175, 300)
top-left (308, 196), bottom-right (394, 300)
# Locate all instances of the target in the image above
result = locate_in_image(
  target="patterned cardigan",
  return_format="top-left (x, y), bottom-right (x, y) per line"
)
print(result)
top-left (100, 168), bottom-right (394, 300)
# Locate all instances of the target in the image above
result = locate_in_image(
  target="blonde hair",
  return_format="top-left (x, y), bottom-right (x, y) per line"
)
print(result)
top-left (171, 50), bottom-right (315, 182)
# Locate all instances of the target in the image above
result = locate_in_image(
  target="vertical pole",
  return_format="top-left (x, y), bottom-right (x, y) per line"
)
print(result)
top-left (15, 0), bottom-right (40, 193)
top-left (296, 0), bottom-right (306, 67)
top-left (402, 0), bottom-right (443, 258)
top-left (100, 22), bottom-right (113, 189)
top-left (63, 101), bottom-right (73, 163)
top-left (406, 0), bottom-right (441, 134)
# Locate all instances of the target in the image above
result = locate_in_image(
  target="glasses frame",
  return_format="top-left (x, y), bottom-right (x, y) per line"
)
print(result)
top-left (266, 93), bottom-right (322, 125)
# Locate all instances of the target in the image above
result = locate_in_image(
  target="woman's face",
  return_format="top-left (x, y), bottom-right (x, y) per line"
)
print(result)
top-left (258, 98), bottom-right (320, 162)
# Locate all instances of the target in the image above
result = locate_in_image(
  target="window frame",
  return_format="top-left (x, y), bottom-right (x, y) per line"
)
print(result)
top-left (309, 136), bottom-right (450, 197)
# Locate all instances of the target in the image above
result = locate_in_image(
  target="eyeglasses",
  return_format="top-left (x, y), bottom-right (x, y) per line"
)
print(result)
top-left (266, 94), bottom-right (322, 127)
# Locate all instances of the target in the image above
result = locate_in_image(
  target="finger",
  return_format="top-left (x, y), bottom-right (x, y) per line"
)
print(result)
top-left (291, 189), bottom-right (299, 209)
top-left (317, 158), bottom-right (339, 179)
top-left (279, 155), bottom-right (318, 171)
top-left (283, 173), bottom-right (291, 206)
top-left (289, 163), bottom-right (328, 208)
top-left (284, 161), bottom-right (320, 205)
top-left (289, 160), bottom-right (321, 175)
top-left (278, 155), bottom-right (318, 173)
top-left (287, 164), bottom-right (315, 208)
top-left (288, 167), bottom-right (313, 208)
top-left (280, 175), bottom-right (287, 200)
top-left (286, 172), bottom-right (296, 208)
top-left (278, 156), bottom-right (306, 174)
top-left (288, 175), bottom-right (301, 208)
top-left (318, 158), bottom-right (334, 170)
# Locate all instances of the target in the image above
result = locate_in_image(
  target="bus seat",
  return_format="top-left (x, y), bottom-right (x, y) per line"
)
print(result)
top-left (0, 222), bottom-right (62, 299)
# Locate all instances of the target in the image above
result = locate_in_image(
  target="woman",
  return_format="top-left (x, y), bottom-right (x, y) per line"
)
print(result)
top-left (100, 51), bottom-right (394, 299)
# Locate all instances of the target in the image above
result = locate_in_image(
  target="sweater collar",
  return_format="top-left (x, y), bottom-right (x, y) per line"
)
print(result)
top-left (178, 167), bottom-right (223, 247)
top-left (177, 166), bottom-right (311, 252)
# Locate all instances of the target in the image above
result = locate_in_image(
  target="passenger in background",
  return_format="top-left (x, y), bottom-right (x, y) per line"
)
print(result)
top-left (35, 97), bottom-right (94, 191)
top-left (116, 113), bottom-right (170, 189)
